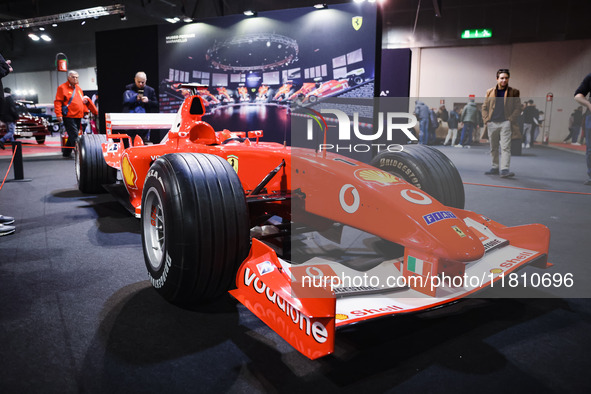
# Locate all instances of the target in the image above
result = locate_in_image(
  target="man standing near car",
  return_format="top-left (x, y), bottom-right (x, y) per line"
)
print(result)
top-left (0, 88), bottom-right (18, 150)
top-left (55, 70), bottom-right (97, 158)
top-left (0, 52), bottom-right (16, 236)
top-left (574, 72), bottom-right (591, 185)
top-left (123, 71), bottom-right (158, 143)
top-left (481, 69), bottom-right (521, 178)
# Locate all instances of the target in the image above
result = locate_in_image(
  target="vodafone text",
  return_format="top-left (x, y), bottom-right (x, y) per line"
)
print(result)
top-left (243, 268), bottom-right (328, 344)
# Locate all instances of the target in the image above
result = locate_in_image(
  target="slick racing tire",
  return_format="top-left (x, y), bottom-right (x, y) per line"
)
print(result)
top-left (76, 134), bottom-right (116, 193)
top-left (141, 153), bottom-right (250, 305)
top-left (370, 144), bottom-right (465, 209)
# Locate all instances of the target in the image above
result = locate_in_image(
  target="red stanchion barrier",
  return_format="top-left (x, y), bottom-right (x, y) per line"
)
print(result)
top-left (0, 146), bottom-right (17, 191)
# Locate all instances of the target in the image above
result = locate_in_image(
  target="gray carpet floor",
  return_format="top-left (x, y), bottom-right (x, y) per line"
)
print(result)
top-left (0, 143), bottom-right (589, 393)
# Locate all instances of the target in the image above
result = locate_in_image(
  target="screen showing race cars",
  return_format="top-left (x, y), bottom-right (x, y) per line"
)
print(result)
top-left (157, 3), bottom-right (377, 142)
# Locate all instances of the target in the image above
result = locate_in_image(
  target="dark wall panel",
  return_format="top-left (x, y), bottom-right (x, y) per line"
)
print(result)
top-left (95, 25), bottom-right (159, 133)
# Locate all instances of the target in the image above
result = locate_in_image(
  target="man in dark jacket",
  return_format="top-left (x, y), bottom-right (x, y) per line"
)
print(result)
top-left (522, 99), bottom-right (539, 148)
top-left (0, 52), bottom-right (15, 236)
top-left (0, 87), bottom-right (18, 149)
top-left (574, 72), bottom-right (591, 185)
top-left (444, 106), bottom-right (460, 146)
top-left (414, 100), bottom-right (430, 144)
top-left (481, 68), bottom-right (521, 178)
top-left (457, 99), bottom-right (482, 147)
top-left (122, 71), bottom-right (158, 143)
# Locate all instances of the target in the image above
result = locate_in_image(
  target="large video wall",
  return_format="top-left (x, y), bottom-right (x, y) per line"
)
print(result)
top-left (156, 3), bottom-right (377, 140)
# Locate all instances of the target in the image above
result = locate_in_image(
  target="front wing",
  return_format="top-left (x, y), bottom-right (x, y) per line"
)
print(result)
top-left (230, 213), bottom-right (550, 359)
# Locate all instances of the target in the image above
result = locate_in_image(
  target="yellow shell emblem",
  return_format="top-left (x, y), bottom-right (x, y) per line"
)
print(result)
top-left (355, 169), bottom-right (399, 185)
top-left (121, 155), bottom-right (137, 188)
top-left (490, 268), bottom-right (503, 274)
top-left (335, 314), bottom-right (349, 320)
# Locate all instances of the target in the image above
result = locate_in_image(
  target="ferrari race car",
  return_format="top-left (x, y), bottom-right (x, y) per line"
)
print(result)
top-left (303, 79), bottom-right (350, 104)
top-left (0, 100), bottom-right (51, 144)
top-left (273, 83), bottom-right (293, 102)
top-left (76, 85), bottom-right (550, 360)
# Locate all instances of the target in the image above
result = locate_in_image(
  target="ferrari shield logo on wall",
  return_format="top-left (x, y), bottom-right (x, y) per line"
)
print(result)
top-left (352, 16), bottom-right (363, 31)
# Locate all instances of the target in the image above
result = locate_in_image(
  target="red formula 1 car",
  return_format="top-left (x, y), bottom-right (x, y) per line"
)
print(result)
top-left (76, 85), bottom-right (550, 360)
top-left (303, 79), bottom-right (349, 103)
top-left (273, 83), bottom-right (293, 102)
top-left (288, 82), bottom-right (317, 104)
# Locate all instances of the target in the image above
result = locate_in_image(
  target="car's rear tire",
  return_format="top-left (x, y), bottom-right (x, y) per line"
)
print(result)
top-left (76, 134), bottom-right (116, 193)
top-left (35, 135), bottom-right (46, 144)
top-left (141, 153), bottom-right (250, 305)
top-left (370, 144), bottom-right (465, 209)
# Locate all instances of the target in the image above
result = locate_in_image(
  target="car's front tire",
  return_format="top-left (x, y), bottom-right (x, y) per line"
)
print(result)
top-left (141, 153), bottom-right (250, 305)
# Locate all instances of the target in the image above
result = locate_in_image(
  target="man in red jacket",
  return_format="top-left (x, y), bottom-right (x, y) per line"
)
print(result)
top-left (54, 70), bottom-right (97, 157)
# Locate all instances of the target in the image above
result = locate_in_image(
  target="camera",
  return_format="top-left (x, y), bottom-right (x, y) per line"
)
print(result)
top-left (138, 89), bottom-right (144, 99)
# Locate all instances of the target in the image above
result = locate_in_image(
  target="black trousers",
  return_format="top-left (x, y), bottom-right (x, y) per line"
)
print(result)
top-left (63, 117), bottom-right (81, 157)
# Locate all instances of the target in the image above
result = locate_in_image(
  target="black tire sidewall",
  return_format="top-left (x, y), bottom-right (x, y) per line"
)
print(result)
top-left (141, 160), bottom-right (181, 301)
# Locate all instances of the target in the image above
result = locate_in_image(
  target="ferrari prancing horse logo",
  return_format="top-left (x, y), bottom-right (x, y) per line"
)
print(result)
top-left (227, 155), bottom-right (239, 173)
top-left (352, 16), bottom-right (363, 31)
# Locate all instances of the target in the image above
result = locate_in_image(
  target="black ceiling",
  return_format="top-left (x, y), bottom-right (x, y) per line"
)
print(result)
top-left (1, 0), bottom-right (590, 72)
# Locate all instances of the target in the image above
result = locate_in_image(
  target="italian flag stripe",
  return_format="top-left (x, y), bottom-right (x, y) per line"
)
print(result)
top-left (408, 256), bottom-right (423, 274)
top-left (408, 256), bottom-right (432, 276)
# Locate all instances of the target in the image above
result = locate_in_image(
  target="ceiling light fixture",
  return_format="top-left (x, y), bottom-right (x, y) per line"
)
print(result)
top-left (314, 4), bottom-right (327, 9)
top-left (28, 33), bottom-right (40, 41)
top-left (40, 34), bottom-right (51, 42)
top-left (164, 17), bottom-right (180, 23)
top-left (81, 20), bottom-right (86, 25)
top-left (243, 10), bottom-right (256, 16)
top-left (0, 4), bottom-right (126, 31)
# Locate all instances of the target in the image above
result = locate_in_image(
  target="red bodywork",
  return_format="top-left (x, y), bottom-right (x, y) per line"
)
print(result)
top-left (273, 83), bottom-right (293, 101)
top-left (216, 87), bottom-right (234, 103)
top-left (104, 90), bottom-right (551, 360)
top-left (304, 79), bottom-right (349, 102)
top-left (288, 83), bottom-right (317, 102)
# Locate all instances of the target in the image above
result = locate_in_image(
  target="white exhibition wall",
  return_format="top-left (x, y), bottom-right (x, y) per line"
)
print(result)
top-left (410, 39), bottom-right (591, 142)
top-left (2, 66), bottom-right (97, 105)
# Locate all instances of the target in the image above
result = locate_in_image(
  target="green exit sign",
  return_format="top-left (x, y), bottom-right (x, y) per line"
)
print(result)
top-left (461, 29), bottom-right (492, 39)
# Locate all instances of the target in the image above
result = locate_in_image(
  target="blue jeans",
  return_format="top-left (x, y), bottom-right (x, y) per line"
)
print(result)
top-left (419, 118), bottom-right (429, 144)
top-left (0, 122), bottom-right (15, 143)
top-left (459, 122), bottom-right (474, 145)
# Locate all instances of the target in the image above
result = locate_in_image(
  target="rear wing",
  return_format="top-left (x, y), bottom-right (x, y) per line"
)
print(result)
top-left (105, 113), bottom-right (177, 141)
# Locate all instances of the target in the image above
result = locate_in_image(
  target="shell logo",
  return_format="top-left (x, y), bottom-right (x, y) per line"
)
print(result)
top-left (490, 268), bottom-right (503, 274)
top-left (335, 314), bottom-right (349, 320)
top-left (354, 169), bottom-right (400, 186)
top-left (121, 155), bottom-right (137, 189)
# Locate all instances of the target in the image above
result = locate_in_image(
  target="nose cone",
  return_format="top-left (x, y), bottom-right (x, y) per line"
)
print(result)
top-left (435, 224), bottom-right (486, 263)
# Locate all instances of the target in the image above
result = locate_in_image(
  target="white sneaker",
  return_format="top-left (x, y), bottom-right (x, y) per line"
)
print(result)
top-left (525, 144), bottom-right (530, 149)
top-left (454, 144), bottom-right (463, 148)
top-left (0, 223), bottom-right (15, 236)
top-left (573, 142), bottom-right (582, 146)
top-left (0, 214), bottom-right (14, 225)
